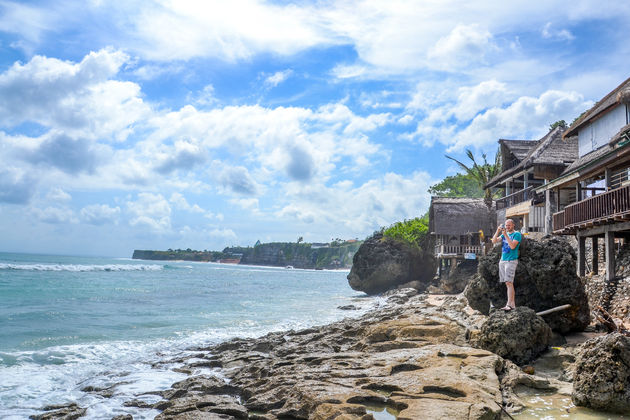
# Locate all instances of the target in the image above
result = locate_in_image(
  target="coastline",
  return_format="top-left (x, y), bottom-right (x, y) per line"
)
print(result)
top-left (32, 290), bottom-right (623, 420)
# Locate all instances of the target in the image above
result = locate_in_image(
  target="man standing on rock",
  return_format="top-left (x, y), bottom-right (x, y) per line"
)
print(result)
top-left (491, 219), bottom-right (521, 311)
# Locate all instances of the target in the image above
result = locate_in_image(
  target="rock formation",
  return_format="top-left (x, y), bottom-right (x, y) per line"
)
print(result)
top-left (440, 259), bottom-right (477, 294)
top-left (464, 236), bottom-right (590, 333)
top-left (146, 294), bottom-right (508, 419)
top-left (572, 332), bottom-right (630, 413)
top-left (471, 307), bottom-right (551, 365)
top-left (347, 233), bottom-right (436, 295)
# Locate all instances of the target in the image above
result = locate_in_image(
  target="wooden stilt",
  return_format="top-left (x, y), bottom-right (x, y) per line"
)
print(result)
top-left (605, 229), bottom-right (615, 282)
top-left (577, 235), bottom-right (586, 277)
top-left (592, 236), bottom-right (599, 275)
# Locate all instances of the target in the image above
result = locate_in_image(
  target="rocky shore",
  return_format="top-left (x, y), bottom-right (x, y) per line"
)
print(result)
top-left (30, 289), bottom-right (630, 419)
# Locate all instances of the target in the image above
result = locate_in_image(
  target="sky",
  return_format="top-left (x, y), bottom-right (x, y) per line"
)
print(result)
top-left (0, 0), bottom-right (629, 257)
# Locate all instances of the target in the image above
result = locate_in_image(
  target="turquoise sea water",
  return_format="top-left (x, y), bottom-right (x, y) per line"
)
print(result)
top-left (0, 252), bottom-right (375, 419)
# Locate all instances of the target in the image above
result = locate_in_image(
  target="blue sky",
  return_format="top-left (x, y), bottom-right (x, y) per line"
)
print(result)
top-left (1, 0), bottom-right (629, 257)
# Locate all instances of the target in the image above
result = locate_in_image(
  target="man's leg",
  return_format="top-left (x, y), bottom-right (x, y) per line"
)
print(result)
top-left (506, 281), bottom-right (515, 308)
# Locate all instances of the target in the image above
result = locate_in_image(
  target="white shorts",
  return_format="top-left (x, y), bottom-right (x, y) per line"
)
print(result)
top-left (499, 260), bottom-right (518, 283)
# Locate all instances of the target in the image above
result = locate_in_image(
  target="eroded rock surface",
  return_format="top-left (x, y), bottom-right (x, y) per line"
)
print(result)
top-left (440, 260), bottom-right (478, 294)
top-left (465, 236), bottom-right (590, 333)
top-left (471, 307), bottom-right (551, 365)
top-left (572, 332), bottom-right (630, 413)
top-left (347, 233), bottom-right (436, 295)
top-left (151, 294), bottom-right (505, 419)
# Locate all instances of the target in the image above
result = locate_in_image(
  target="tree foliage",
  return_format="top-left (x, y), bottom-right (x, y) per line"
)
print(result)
top-left (549, 120), bottom-right (567, 130)
top-left (444, 149), bottom-right (501, 209)
top-left (428, 173), bottom-right (484, 198)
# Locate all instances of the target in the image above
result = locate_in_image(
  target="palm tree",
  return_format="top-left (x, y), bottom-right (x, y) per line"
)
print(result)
top-left (445, 149), bottom-right (501, 210)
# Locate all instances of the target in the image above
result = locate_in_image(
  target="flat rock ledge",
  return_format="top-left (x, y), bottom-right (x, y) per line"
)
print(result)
top-left (142, 294), bottom-right (542, 420)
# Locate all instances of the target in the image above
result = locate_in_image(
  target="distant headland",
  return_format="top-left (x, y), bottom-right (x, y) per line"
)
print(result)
top-left (132, 239), bottom-right (362, 270)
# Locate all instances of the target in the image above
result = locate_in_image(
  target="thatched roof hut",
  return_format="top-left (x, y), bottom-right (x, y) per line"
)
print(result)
top-left (429, 197), bottom-right (495, 237)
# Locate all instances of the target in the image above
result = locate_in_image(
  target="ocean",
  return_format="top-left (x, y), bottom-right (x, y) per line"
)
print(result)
top-left (0, 252), bottom-right (377, 419)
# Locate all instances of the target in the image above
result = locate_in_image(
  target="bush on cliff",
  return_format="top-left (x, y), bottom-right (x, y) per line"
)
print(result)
top-left (382, 215), bottom-right (429, 250)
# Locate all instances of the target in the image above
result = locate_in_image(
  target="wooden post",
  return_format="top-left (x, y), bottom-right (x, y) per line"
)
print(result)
top-left (605, 168), bottom-right (611, 191)
top-left (545, 183), bottom-right (552, 234)
top-left (576, 182), bottom-right (582, 202)
top-left (578, 235), bottom-right (586, 277)
top-left (592, 236), bottom-right (599, 275)
top-left (605, 229), bottom-right (615, 282)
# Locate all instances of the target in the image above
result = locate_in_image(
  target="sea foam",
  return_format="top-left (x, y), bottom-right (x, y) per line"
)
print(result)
top-left (0, 263), bottom-right (163, 272)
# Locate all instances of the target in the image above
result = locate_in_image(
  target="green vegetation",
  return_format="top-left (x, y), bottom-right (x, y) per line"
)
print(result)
top-left (549, 119), bottom-right (567, 130)
top-left (428, 173), bottom-right (484, 198)
top-left (383, 213), bottom-right (430, 250)
top-left (444, 148), bottom-right (501, 209)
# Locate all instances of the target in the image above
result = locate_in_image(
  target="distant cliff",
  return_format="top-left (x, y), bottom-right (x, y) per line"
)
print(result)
top-left (237, 241), bottom-right (361, 269)
top-left (132, 249), bottom-right (227, 262)
top-left (133, 241), bottom-right (362, 269)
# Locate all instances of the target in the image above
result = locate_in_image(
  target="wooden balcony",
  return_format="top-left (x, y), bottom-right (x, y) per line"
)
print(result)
top-left (496, 186), bottom-right (534, 209)
top-left (553, 184), bottom-right (630, 234)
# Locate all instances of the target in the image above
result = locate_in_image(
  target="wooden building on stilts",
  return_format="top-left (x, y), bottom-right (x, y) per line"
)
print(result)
top-left (428, 197), bottom-right (495, 277)
top-left (537, 77), bottom-right (630, 281)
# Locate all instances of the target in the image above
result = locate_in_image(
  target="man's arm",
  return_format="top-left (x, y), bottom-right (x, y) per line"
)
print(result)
top-left (505, 232), bottom-right (520, 249)
top-left (491, 226), bottom-right (503, 244)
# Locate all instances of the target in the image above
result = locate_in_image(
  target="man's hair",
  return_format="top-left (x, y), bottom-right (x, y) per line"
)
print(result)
top-left (505, 219), bottom-right (514, 225)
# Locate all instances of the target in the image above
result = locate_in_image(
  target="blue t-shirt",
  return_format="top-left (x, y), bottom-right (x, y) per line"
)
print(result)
top-left (501, 231), bottom-right (522, 261)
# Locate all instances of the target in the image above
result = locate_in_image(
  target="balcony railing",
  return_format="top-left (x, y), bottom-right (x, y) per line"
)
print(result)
top-left (553, 184), bottom-right (630, 233)
top-left (434, 244), bottom-right (486, 257)
top-left (496, 186), bottom-right (534, 209)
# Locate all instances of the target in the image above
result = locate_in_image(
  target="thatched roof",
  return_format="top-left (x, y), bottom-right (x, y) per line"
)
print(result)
top-left (429, 197), bottom-right (494, 236)
top-left (486, 126), bottom-right (577, 188)
top-left (500, 139), bottom-right (535, 161)
top-left (564, 77), bottom-right (630, 138)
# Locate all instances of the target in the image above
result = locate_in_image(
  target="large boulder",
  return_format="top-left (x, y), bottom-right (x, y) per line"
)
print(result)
top-left (471, 307), bottom-right (551, 365)
top-left (347, 233), bottom-right (436, 295)
top-left (572, 333), bottom-right (630, 413)
top-left (464, 236), bottom-right (590, 333)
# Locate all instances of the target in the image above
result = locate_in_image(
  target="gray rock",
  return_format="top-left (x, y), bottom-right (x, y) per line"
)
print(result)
top-left (472, 307), bottom-right (551, 365)
top-left (440, 259), bottom-right (477, 294)
top-left (347, 233), bottom-right (436, 295)
top-left (29, 403), bottom-right (87, 420)
top-left (572, 333), bottom-right (630, 413)
top-left (464, 236), bottom-right (590, 333)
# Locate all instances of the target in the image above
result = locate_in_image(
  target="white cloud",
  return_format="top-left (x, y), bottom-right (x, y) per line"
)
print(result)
top-left (154, 139), bottom-right (207, 174)
top-left (264, 69), bottom-right (293, 87)
top-left (126, 193), bottom-right (172, 232)
top-left (31, 206), bottom-right (77, 224)
top-left (219, 166), bottom-right (260, 195)
top-left (278, 170), bottom-right (435, 232)
top-left (427, 24), bottom-right (496, 70)
top-left (0, 166), bottom-right (37, 204)
top-left (131, 0), bottom-right (331, 61)
top-left (46, 188), bottom-right (72, 202)
top-left (80, 204), bottom-right (121, 225)
top-left (169, 192), bottom-right (205, 214)
top-left (447, 89), bottom-right (592, 151)
top-left (0, 48), bottom-right (149, 141)
top-left (541, 22), bottom-right (575, 41)
top-left (452, 80), bottom-right (512, 121)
